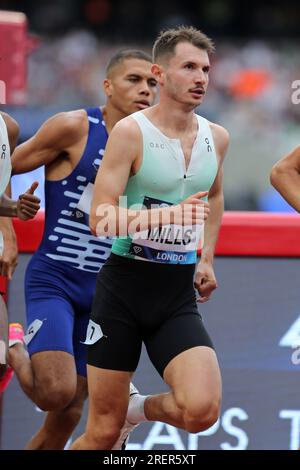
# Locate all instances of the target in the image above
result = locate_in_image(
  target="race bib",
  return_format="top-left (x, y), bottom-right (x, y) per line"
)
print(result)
top-left (77, 182), bottom-right (94, 215)
top-left (129, 196), bottom-right (203, 264)
top-left (82, 319), bottom-right (105, 345)
top-left (24, 319), bottom-right (45, 345)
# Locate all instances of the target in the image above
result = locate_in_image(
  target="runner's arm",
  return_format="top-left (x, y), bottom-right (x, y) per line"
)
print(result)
top-left (194, 125), bottom-right (229, 303)
top-left (200, 124), bottom-right (229, 264)
top-left (270, 146), bottom-right (300, 212)
top-left (90, 119), bottom-right (208, 237)
top-left (11, 111), bottom-right (85, 174)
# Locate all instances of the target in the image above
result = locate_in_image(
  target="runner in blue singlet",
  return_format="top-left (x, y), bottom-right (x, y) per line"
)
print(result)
top-left (8, 50), bottom-right (157, 450)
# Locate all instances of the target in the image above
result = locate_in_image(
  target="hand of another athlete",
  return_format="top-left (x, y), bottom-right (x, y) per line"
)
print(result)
top-left (172, 191), bottom-right (209, 225)
top-left (17, 181), bottom-right (41, 221)
top-left (194, 261), bottom-right (217, 303)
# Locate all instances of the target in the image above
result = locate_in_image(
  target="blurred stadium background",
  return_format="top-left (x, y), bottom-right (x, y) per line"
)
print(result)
top-left (1, 0), bottom-right (300, 211)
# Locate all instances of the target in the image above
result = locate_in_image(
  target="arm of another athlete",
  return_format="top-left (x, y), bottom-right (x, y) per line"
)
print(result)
top-left (270, 146), bottom-right (300, 212)
top-left (195, 124), bottom-right (229, 303)
top-left (11, 110), bottom-right (86, 175)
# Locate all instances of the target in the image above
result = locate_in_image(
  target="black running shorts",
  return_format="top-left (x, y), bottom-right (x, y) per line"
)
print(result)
top-left (88, 254), bottom-right (214, 377)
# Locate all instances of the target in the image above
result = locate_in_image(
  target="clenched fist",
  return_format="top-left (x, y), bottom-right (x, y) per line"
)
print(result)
top-left (17, 181), bottom-right (41, 221)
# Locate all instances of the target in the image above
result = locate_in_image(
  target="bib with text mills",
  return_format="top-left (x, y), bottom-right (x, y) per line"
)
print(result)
top-left (111, 110), bottom-right (218, 264)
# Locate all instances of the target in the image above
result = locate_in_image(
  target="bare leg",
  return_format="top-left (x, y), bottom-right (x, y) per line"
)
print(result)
top-left (9, 348), bottom-right (78, 411)
top-left (26, 376), bottom-right (88, 450)
top-left (71, 367), bottom-right (131, 450)
top-left (143, 347), bottom-right (221, 433)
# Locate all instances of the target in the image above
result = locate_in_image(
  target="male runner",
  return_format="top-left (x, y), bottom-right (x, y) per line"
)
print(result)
top-left (9, 50), bottom-right (157, 449)
top-left (71, 26), bottom-right (229, 450)
top-left (0, 111), bottom-right (40, 391)
top-left (270, 145), bottom-right (300, 211)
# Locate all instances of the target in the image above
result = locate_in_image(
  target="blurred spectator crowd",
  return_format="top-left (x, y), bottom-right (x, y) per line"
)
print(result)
top-left (8, 30), bottom-right (298, 212)
top-left (1, 0), bottom-right (299, 211)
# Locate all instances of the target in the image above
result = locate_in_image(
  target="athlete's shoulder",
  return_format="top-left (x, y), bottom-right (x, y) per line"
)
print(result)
top-left (34, 109), bottom-right (88, 151)
top-left (111, 114), bottom-right (141, 139)
top-left (47, 109), bottom-right (88, 137)
top-left (287, 144), bottom-right (300, 160)
top-left (1, 111), bottom-right (19, 137)
top-left (0, 112), bottom-right (19, 150)
top-left (208, 121), bottom-right (229, 142)
top-left (207, 121), bottom-right (229, 158)
top-left (272, 144), bottom-right (300, 171)
top-left (0, 111), bottom-right (18, 130)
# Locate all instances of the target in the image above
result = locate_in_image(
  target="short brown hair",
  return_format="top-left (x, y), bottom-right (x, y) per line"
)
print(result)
top-left (106, 49), bottom-right (152, 77)
top-left (152, 26), bottom-right (215, 64)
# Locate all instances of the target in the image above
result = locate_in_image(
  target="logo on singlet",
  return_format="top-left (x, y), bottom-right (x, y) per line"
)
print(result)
top-left (150, 142), bottom-right (165, 149)
top-left (1, 144), bottom-right (7, 160)
top-left (75, 210), bottom-right (84, 219)
top-left (205, 137), bottom-right (212, 153)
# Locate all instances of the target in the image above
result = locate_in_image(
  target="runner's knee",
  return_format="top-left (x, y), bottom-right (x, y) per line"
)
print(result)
top-left (181, 396), bottom-right (221, 433)
top-left (35, 378), bottom-right (76, 411)
top-left (173, 387), bottom-right (221, 433)
top-left (86, 418), bottom-right (123, 450)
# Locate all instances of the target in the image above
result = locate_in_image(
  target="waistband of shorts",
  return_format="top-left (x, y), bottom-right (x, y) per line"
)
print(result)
top-left (106, 253), bottom-right (196, 273)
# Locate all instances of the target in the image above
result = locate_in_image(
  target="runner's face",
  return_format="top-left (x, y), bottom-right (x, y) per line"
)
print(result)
top-left (163, 42), bottom-right (210, 108)
top-left (107, 59), bottom-right (157, 115)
